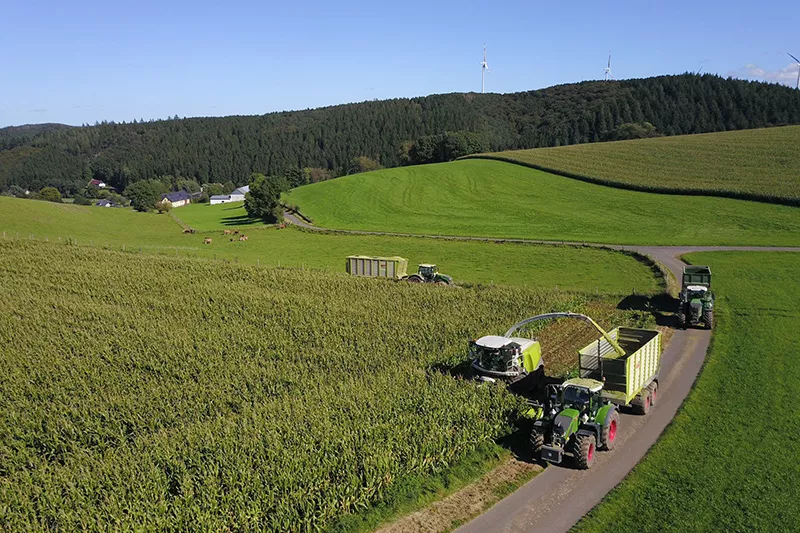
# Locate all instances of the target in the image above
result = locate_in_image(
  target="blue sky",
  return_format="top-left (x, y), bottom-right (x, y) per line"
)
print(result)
top-left (1, 0), bottom-right (798, 127)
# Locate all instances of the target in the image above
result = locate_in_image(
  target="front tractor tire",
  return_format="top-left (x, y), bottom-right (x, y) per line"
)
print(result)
top-left (572, 434), bottom-right (596, 469)
top-left (529, 428), bottom-right (544, 458)
top-left (601, 410), bottom-right (620, 451)
top-left (703, 309), bottom-right (714, 329)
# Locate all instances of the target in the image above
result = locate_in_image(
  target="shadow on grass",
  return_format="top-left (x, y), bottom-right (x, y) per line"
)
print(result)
top-left (220, 214), bottom-right (262, 226)
top-left (616, 293), bottom-right (681, 328)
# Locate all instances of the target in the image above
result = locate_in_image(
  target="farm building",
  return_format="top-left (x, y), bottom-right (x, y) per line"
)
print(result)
top-left (88, 179), bottom-right (106, 188)
top-left (161, 191), bottom-right (192, 208)
top-left (210, 186), bottom-right (249, 205)
top-left (94, 199), bottom-right (118, 207)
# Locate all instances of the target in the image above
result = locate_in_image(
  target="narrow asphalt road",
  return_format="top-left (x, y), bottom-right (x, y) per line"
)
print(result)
top-left (283, 212), bottom-right (800, 533)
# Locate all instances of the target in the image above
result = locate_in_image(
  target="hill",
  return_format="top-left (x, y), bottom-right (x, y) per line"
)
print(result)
top-left (3, 74), bottom-right (800, 195)
top-left (284, 159), bottom-right (800, 246)
top-left (469, 125), bottom-right (800, 205)
top-left (0, 239), bottom-right (640, 530)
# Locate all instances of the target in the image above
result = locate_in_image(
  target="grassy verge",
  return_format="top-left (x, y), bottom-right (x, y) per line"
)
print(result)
top-left (574, 251), bottom-right (800, 532)
top-left (468, 125), bottom-right (800, 206)
top-left (284, 159), bottom-right (800, 246)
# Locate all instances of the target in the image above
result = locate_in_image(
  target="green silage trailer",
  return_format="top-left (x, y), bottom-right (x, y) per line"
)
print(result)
top-left (578, 327), bottom-right (662, 414)
top-left (345, 255), bottom-right (408, 280)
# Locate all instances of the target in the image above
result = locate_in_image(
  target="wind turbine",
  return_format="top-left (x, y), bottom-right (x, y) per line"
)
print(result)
top-left (481, 44), bottom-right (489, 93)
top-left (604, 51), bottom-right (613, 81)
top-left (788, 52), bottom-right (800, 89)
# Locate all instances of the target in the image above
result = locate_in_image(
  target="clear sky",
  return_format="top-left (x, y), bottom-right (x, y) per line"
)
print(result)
top-left (2, 0), bottom-right (798, 127)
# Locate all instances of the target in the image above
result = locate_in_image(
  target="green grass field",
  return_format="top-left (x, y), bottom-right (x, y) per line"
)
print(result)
top-left (0, 240), bottom-right (642, 531)
top-left (470, 126), bottom-right (800, 205)
top-left (171, 201), bottom-right (261, 231)
top-left (0, 197), bottom-right (659, 294)
top-left (284, 159), bottom-right (800, 246)
top-left (576, 251), bottom-right (800, 532)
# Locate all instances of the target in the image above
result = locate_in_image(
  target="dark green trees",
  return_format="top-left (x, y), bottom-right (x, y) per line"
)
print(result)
top-left (244, 174), bottom-right (287, 223)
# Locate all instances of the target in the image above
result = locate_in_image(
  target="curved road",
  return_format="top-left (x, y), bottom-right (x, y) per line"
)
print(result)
top-left (283, 212), bottom-right (800, 533)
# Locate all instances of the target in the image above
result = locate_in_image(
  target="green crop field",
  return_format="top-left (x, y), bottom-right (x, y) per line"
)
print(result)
top-left (0, 197), bottom-right (660, 294)
top-left (0, 240), bottom-right (641, 531)
top-left (171, 201), bottom-right (261, 231)
top-left (470, 125), bottom-right (800, 205)
top-left (576, 251), bottom-right (800, 532)
top-left (283, 159), bottom-right (800, 246)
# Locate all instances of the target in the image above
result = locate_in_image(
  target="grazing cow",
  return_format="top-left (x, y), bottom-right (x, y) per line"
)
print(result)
top-left (223, 229), bottom-right (232, 235)
top-left (204, 238), bottom-right (212, 245)
top-left (238, 235), bottom-right (248, 242)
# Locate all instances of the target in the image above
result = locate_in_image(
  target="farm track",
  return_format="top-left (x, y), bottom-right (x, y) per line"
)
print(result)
top-left (284, 211), bottom-right (800, 533)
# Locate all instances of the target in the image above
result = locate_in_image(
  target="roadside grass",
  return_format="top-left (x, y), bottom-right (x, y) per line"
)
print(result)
top-left (574, 251), bottom-right (800, 532)
top-left (283, 159), bottom-right (800, 246)
top-left (0, 197), bottom-right (659, 294)
top-left (469, 125), bottom-right (800, 205)
top-left (171, 201), bottom-right (262, 231)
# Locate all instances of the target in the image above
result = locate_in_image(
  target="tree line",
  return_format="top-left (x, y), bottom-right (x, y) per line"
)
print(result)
top-left (3, 74), bottom-right (800, 196)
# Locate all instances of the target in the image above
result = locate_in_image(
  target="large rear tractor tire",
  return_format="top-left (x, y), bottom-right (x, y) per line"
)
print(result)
top-left (703, 309), bottom-right (714, 329)
top-left (647, 381), bottom-right (658, 407)
top-left (572, 434), bottom-right (596, 469)
top-left (632, 391), bottom-right (652, 415)
top-left (406, 275), bottom-right (423, 283)
top-left (677, 311), bottom-right (686, 329)
top-left (601, 410), bottom-right (620, 451)
top-left (529, 428), bottom-right (544, 458)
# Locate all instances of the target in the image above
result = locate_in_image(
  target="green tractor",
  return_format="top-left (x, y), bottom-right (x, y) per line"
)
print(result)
top-left (531, 379), bottom-right (620, 469)
top-left (678, 266), bottom-right (714, 329)
top-left (406, 263), bottom-right (452, 285)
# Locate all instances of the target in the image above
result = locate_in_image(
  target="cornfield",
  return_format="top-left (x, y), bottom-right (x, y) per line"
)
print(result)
top-left (0, 240), bottom-right (629, 531)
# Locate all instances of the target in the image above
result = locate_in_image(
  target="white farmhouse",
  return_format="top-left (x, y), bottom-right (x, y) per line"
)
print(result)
top-left (161, 191), bottom-right (192, 208)
top-left (210, 185), bottom-right (249, 205)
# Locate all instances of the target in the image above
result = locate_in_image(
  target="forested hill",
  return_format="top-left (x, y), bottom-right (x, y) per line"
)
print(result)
top-left (3, 74), bottom-right (800, 194)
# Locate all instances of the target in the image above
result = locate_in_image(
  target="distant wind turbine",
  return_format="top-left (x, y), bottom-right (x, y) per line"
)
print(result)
top-left (604, 51), bottom-right (613, 81)
top-left (788, 52), bottom-right (800, 89)
top-left (481, 44), bottom-right (489, 93)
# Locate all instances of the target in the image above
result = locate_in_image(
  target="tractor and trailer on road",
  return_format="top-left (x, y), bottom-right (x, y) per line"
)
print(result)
top-left (344, 253), bottom-right (713, 468)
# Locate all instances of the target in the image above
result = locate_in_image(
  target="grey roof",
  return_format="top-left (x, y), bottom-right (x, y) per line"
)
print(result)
top-left (95, 199), bottom-right (117, 207)
top-left (162, 191), bottom-right (192, 202)
top-left (210, 195), bottom-right (231, 200)
top-left (231, 185), bottom-right (249, 195)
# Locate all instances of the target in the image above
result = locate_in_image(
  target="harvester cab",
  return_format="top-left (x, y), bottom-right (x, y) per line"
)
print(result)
top-left (470, 335), bottom-right (544, 395)
top-left (679, 266), bottom-right (714, 329)
top-left (408, 263), bottom-right (453, 285)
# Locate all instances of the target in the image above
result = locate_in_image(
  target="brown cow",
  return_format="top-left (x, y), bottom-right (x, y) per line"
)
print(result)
top-left (223, 229), bottom-right (232, 235)
top-left (238, 235), bottom-right (248, 242)
top-left (204, 238), bottom-right (212, 245)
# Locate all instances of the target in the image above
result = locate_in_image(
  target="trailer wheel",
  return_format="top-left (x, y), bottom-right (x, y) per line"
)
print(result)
top-left (573, 434), bottom-right (596, 469)
top-left (601, 410), bottom-right (620, 450)
top-left (529, 428), bottom-right (544, 458)
top-left (632, 391), bottom-right (651, 415)
top-left (647, 382), bottom-right (658, 407)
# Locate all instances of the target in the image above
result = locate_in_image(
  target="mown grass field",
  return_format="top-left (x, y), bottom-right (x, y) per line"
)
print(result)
top-left (171, 201), bottom-right (260, 231)
top-left (0, 197), bottom-right (660, 294)
top-left (0, 240), bottom-right (642, 531)
top-left (576, 251), bottom-right (800, 532)
top-left (470, 125), bottom-right (800, 205)
top-left (283, 159), bottom-right (800, 246)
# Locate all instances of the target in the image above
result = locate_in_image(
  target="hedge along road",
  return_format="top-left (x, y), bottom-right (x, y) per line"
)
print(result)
top-left (284, 212), bottom-right (800, 533)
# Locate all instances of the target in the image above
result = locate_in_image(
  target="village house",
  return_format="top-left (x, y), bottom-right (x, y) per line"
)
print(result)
top-left (161, 191), bottom-right (192, 208)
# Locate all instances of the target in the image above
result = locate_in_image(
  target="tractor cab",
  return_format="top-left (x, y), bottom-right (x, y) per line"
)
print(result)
top-left (417, 263), bottom-right (439, 280)
top-left (684, 284), bottom-right (709, 302)
top-left (561, 378), bottom-right (604, 415)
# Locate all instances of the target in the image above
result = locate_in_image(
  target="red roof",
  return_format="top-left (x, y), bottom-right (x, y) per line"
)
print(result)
top-left (89, 179), bottom-right (104, 186)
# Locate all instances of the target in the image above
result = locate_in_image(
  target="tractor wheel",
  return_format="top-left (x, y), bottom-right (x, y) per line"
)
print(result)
top-left (601, 410), bottom-right (620, 451)
top-left (406, 275), bottom-right (423, 283)
top-left (436, 280), bottom-right (449, 286)
top-left (529, 428), bottom-right (544, 458)
top-left (703, 309), bottom-right (714, 329)
top-left (572, 434), bottom-right (596, 469)
top-left (632, 391), bottom-right (651, 415)
top-left (676, 311), bottom-right (686, 329)
top-left (647, 382), bottom-right (658, 407)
